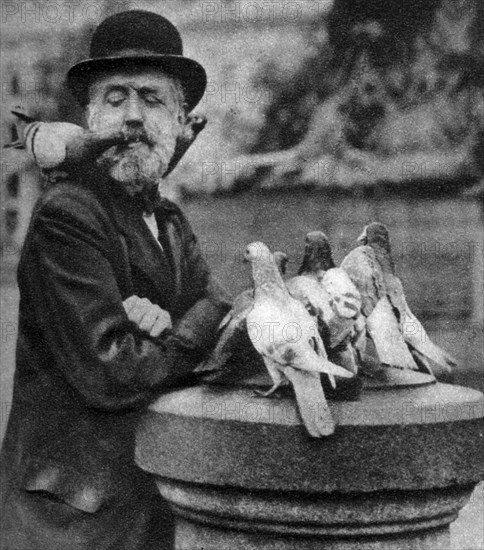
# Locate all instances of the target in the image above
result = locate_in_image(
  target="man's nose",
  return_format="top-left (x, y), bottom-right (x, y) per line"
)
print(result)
top-left (125, 96), bottom-right (144, 125)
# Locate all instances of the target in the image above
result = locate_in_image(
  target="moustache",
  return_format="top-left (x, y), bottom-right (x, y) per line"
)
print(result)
top-left (121, 127), bottom-right (156, 148)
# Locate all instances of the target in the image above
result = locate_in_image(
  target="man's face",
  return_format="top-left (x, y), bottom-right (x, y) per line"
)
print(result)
top-left (86, 69), bottom-right (184, 195)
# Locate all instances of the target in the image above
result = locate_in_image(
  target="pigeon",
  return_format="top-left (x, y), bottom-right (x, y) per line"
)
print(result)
top-left (289, 232), bottom-right (365, 375)
top-left (196, 251), bottom-right (289, 384)
top-left (5, 108), bottom-right (126, 170)
top-left (340, 224), bottom-right (422, 372)
top-left (357, 222), bottom-right (456, 379)
top-left (164, 114), bottom-right (207, 177)
top-left (297, 230), bottom-right (335, 278)
top-left (5, 107), bottom-right (206, 177)
top-left (244, 241), bottom-right (353, 437)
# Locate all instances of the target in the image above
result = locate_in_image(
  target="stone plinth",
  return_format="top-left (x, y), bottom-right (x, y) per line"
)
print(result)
top-left (136, 383), bottom-right (484, 550)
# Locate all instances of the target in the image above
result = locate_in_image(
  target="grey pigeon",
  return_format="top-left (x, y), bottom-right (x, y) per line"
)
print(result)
top-left (196, 251), bottom-right (288, 384)
top-left (298, 231), bottom-right (335, 278)
top-left (6, 107), bottom-right (206, 177)
top-left (6, 108), bottom-right (125, 170)
top-left (341, 225), bottom-right (422, 372)
top-left (357, 222), bottom-right (456, 379)
top-left (290, 232), bottom-right (365, 375)
top-left (244, 242), bottom-right (353, 437)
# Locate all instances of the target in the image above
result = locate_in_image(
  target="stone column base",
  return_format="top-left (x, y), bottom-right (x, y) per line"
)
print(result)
top-left (137, 383), bottom-right (484, 550)
top-left (158, 479), bottom-right (471, 550)
top-left (175, 519), bottom-right (450, 550)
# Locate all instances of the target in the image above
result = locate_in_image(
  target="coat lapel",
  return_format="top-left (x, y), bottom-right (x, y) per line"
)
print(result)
top-left (102, 185), bottom-right (178, 310)
top-left (155, 208), bottom-right (183, 297)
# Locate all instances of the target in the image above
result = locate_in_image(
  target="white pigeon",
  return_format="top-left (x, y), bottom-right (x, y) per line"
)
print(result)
top-left (244, 242), bottom-right (353, 437)
top-left (357, 222), bottom-right (457, 379)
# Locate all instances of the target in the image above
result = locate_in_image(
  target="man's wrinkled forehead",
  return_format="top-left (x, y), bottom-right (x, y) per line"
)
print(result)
top-left (88, 68), bottom-right (180, 100)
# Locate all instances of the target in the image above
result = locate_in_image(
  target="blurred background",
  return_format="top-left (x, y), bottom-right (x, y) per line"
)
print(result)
top-left (1, 1), bottom-right (483, 545)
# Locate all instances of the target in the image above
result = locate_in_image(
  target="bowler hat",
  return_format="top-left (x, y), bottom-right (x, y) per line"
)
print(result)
top-left (67, 10), bottom-right (206, 111)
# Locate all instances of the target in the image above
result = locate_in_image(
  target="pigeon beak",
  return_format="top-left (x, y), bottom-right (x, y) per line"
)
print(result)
top-left (357, 229), bottom-right (368, 245)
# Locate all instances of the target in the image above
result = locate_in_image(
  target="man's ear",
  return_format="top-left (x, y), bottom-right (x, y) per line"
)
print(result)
top-left (163, 114), bottom-right (207, 178)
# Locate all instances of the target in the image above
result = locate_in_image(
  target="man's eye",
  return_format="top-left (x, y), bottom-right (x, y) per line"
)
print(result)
top-left (144, 94), bottom-right (164, 105)
top-left (106, 93), bottom-right (125, 106)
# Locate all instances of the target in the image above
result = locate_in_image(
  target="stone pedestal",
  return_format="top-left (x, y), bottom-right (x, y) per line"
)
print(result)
top-left (136, 383), bottom-right (484, 550)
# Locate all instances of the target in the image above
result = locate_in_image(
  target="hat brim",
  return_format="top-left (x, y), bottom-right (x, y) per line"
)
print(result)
top-left (67, 55), bottom-right (207, 112)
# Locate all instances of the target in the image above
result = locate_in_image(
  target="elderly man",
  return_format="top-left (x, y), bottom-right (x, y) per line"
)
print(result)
top-left (0, 11), bottom-right (230, 550)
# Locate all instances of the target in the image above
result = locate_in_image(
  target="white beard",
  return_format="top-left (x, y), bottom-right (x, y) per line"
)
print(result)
top-left (86, 99), bottom-right (180, 197)
top-left (96, 138), bottom-right (176, 196)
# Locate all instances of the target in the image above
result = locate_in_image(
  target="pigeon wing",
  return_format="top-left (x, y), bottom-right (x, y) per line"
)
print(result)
top-left (196, 298), bottom-right (253, 377)
top-left (400, 294), bottom-right (456, 372)
top-left (366, 296), bottom-right (419, 370)
top-left (341, 247), bottom-right (384, 317)
top-left (385, 274), bottom-right (457, 373)
top-left (322, 268), bottom-right (362, 319)
top-left (286, 276), bottom-right (333, 322)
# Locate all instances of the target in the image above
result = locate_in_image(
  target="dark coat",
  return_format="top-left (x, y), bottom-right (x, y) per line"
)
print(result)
top-left (0, 174), bottom-right (231, 550)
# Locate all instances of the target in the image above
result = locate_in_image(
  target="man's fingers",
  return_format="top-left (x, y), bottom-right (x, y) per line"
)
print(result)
top-left (126, 297), bottom-right (152, 324)
top-left (138, 307), bottom-right (161, 333)
top-left (123, 295), bottom-right (140, 315)
top-left (149, 311), bottom-right (172, 338)
top-left (123, 296), bottom-right (171, 336)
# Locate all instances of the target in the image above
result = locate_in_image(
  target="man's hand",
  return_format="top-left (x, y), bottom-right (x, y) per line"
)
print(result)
top-left (123, 295), bottom-right (172, 338)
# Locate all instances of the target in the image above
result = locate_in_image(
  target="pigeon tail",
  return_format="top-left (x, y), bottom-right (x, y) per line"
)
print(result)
top-left (11, 108), bottom-right (36, 123)
top-left (285, 367), bottom-right (335, 437)
top-left (401, 307), bottom-right (457, 372)
top-left (3, 141), bottom-right (24, 150)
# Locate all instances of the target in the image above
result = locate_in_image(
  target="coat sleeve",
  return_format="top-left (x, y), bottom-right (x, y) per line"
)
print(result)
top-left (23, 191), bottom-right (229, 412)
